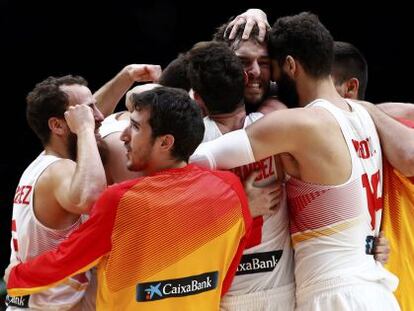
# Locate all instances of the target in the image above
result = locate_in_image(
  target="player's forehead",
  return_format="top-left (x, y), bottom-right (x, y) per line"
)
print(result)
top-left (234, 40), bottom-right (269, 59)
top-left (60, 84), bottom-right (94, 107)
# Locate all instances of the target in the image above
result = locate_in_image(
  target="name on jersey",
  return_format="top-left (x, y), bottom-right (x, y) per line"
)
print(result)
top-left (352, 138), bottom-right (375, 159)
top-left (230, 156), bottom-right (274, 183)
top-left (6, 295), bottom-right (30, 308)
top-left (236, 250), bottom-right (282, 275)
top-left (136, 271), bottom-right (218, 302)
top-left (13, 185), bottom-right (32, 205)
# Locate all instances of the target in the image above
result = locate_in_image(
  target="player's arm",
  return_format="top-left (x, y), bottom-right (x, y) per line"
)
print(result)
top-left (5, 189), bottom-right (119, 296)
top-left (94, 64), bottom-right (162, 117)
top-left (377, 102), bottom-right (414, 122)
top-left (361, 101), bottom-right (414, 176)
top-left (191, 108), bottom-right (314, 169)
top-left (52, 104), bottom-right (106, 214)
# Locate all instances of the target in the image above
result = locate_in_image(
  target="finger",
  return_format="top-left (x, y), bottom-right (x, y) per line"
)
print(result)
top-left (269, 195), bottom-right (281, 206)
top-left (269, 202), bottom-right (281, 211)
top-left (374, 254), bottom-right (387, 264)
top-left (374, 245), bottom-right (390, 254)
top-left (228, 18), bottom-right (246, 40)
top-left (269, 184), bottom-right (282, 193)
top-left (375, 239), bottom-right (388, 247)
top-left (242, 19), bottom-right (255, 40)
top-left (257, 21), bottom-right (268, 42)
top-left (375, 233), bottom-right (389, 246)
top-left (243, 170), bottom-right (260, 187)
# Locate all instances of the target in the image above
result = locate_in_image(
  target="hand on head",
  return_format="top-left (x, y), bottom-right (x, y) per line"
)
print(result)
top-left (125, 83), bottom-right (161, 112)
top-left (225, 9), bottom-right (270, 42)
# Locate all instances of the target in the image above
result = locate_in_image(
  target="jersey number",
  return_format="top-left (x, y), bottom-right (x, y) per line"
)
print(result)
top-left (361, 170), bottom-right (382, 230)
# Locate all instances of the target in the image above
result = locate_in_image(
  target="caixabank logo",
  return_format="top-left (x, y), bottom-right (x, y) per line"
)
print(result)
top-left (136, 271), bottom-right (218, 302)
top-left (236, 250), bottom-right (282, 275)
top-left (6, 295), bottom-right (30, 308)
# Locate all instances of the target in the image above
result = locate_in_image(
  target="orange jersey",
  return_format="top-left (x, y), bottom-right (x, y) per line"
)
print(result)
top-left (7, 164), bottom-right (252, 310)
top-left (383, 117), bottom-right (414, 311)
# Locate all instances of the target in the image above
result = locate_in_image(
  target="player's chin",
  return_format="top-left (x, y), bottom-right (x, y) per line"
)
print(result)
top-left (245, 92), bottom-right (264, 106)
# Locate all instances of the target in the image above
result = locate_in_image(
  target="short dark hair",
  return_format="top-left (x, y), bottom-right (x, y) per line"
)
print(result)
top-left (186, 41), bottom-right (245, 114)
top-left (159, 54), bottom-right (191, 92)
top-left (213, 19), bottom-right (268, 51)
top-left (130, 87), bottom-right (204, 162)
top-left (333, 41), bottom-right (368, 100)
top-left (269, 12), bottom-right (334, 78)
top-left (26, 75), bottom-right (88, 146)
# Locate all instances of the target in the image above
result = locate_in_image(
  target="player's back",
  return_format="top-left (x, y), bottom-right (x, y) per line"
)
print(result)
top-left (288, 99), bottom-right (398, 310)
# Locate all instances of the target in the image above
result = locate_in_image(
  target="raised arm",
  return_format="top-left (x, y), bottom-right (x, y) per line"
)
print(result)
top-left (225, 9), bottom-right (270, 42)
top-left (94, 64), bottom-right (161, 117)
top-left (362, 101), bottom-right (414, 176)
top-left (52, 104), bottom-right (106, 214)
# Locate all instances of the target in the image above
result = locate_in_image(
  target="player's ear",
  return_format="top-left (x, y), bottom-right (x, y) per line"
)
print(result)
top-left (345, 78), bottom-right (360, 100)
top-left (284, 55), bottom-right (297, 77)
top-left (243, 70), bottom-right (249, 86)
top-left (159, 134), bottom-right (175, 152)
top-left (49, 117), bottom-right (66, 136)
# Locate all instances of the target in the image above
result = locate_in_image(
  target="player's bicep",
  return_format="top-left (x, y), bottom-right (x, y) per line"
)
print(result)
top-left (50, 160), bottom-right (81, 214)
top-left (246, 108), bottom-right (310, 161)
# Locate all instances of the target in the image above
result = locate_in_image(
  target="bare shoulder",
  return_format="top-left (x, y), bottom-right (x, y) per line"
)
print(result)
top-left (249, 107), bottom-right (327, 150)
top-left (258, 97), bottom-right (288, 114)
top-left (267, 106), bottom-right (329, 129)
top-left (42, 159), bottom-right (76, 185)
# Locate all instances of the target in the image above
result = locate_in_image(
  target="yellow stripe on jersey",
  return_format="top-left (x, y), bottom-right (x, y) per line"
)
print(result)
top-left (291, 216), bottom-right (363, 247)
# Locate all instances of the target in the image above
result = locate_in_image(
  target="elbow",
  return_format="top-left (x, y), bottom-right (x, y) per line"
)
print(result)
top-left (76, 183), bottom-right (107, 214)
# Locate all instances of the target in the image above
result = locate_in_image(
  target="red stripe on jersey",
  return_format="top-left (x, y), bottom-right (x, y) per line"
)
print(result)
top-left (11, 219), bottom-right (16, 232)
top-left (245, 216), bottom-right (263, 248)
top-left (13, 239), bottom-right (18, 252)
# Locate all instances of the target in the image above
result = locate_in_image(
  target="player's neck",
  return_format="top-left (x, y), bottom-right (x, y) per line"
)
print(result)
top-left (299, 77), bottom-right (347, 109)
top-left (209, 106), bottom-right (246, 134)
top-left (44, 140), bottom-right (70, 159)
top-left (145, 160), bottom-right (187, 176)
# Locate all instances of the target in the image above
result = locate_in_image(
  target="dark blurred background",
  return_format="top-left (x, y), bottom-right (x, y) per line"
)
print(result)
top-left (1, 0), bottom-right (413, 300)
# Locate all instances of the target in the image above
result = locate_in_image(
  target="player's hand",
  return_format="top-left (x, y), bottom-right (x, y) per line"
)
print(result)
top-left (64, 104), bottom-right (96, 135)
top-left (225, 9), bottom-right (270, 42)
top-left (125, 64), bottom-right (162, 83)
top-left (125, 83), bottom-right (161, 112)
top-left (244, 170), bottom-right (282, 217)
top-left (374, 231), bottom-right (390, 264)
